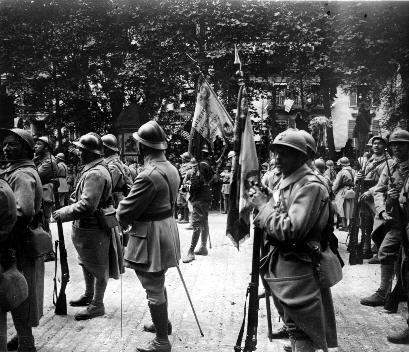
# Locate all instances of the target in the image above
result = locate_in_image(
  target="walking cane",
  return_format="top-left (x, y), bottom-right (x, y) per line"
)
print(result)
top-left (176, 265), bottom-right (204, 337)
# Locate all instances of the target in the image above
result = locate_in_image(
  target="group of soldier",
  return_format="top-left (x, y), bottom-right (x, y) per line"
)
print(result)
top-left (1, 119), bottom-right (409, 352)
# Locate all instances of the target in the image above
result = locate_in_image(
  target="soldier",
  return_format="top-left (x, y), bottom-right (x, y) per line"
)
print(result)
top-left (361, 130), bottom-right (409, 308)
top-left (56, 152), bottom-right (69, 207)
top-left (356, 136), bottom-right (389, 260)
top-left (101, 134), bottom-right (132, 208)
top-left (261, 157), bottom-right (282, 194)
top-left (248, 129), bottom-right (338, 352)
top-left (220, 161), bottom-right (232, 214)
top-left (53, 133), bottom-right (123, 320)
top-left (33, 136), bottom-right (58, 232)
top-left (0, 177), bottom-right (17, 352)
top-left (324, 160), bottom-right (336, 183)
top-left (182, 152), bottom-right (214, 262)
top-left (117, 121), bottom-right (180, 352)
top-left (0, 128), bottom-right (44, 352)
top-left (332, 157), bottom-right (355, 231)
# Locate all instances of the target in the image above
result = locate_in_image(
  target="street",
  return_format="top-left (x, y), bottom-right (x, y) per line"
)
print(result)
top-left (5, 212), bottom-right (409, 352)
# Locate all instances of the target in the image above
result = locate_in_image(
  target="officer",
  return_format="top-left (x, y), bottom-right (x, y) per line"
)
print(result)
top-left (101, 134), bottom-right (132, 208)
top-left (0, 128), bottom-right (44, 352)
top-left (332, 157), bottom-right (355, 231)
top-left (356, 136), bottom-right (389, 260)
top-left (0, 177), bottom-right (17, 352)
top-left (248, 129), bottom-right (338, 352)
top-left (361, 129), bottom-right (409, 308)
top-left (117, 120), bottom-right (180, 352)
top-left (55, 152), bottom-right (70, 207)
top-left (53, 133), bottom-right (123, 320)
top-left (33, 136), bottom-right (58, 232)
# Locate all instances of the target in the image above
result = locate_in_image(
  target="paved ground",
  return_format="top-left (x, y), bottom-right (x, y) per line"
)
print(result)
top-left (5, 212), bottom-right (409, 352)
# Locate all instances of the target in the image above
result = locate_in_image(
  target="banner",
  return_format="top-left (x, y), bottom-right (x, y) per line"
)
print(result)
top-left (191, 78), bottom-right (234, 146)
top-left (226, 86), bottom-right (259, 249)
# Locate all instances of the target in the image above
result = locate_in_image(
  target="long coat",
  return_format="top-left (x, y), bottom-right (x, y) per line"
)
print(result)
top-left (117, 154), bottom-right (181, 273)
top-left (0, 179), bottom-right (17, 244)
top-left (58, 158), bottom-right (123, 280)
top-left (332, 166), bottom-right (355, 218)
top-left (1, 160), bottom-right (44, 327)
top-left (33, 153), bottom-right (58, 203)
top-left (105, 154), bottom-right (132, 207)
top-left (254, 164), bottom-right (337, 350)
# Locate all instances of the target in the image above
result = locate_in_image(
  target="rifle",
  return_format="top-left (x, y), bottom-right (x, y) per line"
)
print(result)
top-left (50, 155), bottom-right (70, 315)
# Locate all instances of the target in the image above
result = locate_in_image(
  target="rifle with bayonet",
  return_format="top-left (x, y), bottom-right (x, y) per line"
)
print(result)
top-left (50, 155), bottom-right (70, 315)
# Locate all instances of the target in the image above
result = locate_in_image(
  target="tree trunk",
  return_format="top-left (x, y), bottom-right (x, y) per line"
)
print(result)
top-left (322, 79), bottom-right (336, 160)
top-left (109, 88), bottom-right (125, 134)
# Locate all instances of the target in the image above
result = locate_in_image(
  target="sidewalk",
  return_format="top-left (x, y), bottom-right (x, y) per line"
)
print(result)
top-left (5, 212), bottom-right (409, 351)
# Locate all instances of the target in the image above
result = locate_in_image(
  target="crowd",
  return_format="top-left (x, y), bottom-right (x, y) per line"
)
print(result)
top-left (1, 121), bottom-right (409, 352)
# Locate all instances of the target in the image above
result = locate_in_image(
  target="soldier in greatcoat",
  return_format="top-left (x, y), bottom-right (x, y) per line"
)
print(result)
top-left (0, 177), bottom-right (17, 352)
top-left (53, 133), bottom-right (124, 321)
top-left (117, 121), bottom-right (180, 352)
top-left (361, 130), bottom-right (409, 308)
top-left (101, 134), bottom-right (132, 208)
top-left (0, 128), bottom-right (44, 352)
top-left (55, 152), bottom-right (70, 207)
top-left (355, 136), bottom-right (389, 260)
top-left (248, 129), bottom-right (338, 352)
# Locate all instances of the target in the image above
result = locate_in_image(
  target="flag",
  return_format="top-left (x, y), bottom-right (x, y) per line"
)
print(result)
top-left (191, 78), bottom-right (234, 146)
top-left (226, 86), bottom-right (259, 249)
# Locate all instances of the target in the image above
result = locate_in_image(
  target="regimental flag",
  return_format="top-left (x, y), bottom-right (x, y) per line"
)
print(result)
top-left (226, 85), bottom-right (260, 249)
top-left (191, 77), bottom-right (234, 147)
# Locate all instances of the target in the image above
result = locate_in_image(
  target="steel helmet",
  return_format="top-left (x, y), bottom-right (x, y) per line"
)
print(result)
top-left (314, 158), bottom-right (326, 173)
top-left (326, 160), bottom-right (334, 167)
top-left (227, 150), bottom-right (235, 159)
top-left (36, 136), bottom-right (51, 148)
top-left (56, 152), bottom-right (65, 162)
top-left (371, 135), bottom-right (387, 145)
top-left (339, 156), bottom-right (350, 166)
top-left (201, 144), bottom-right (209, 153)
top-left (299, 130), bottom-right (317, 155)
top-left (133, 121), bottom-right (167, 150)
top-left (388, 129), bottom-right (409, 144)
top-left (102, 134), bottom-right (119, 152)
top-left (181, 152), bottom-right (191, 161)
top-left (73, 133), bottom-right (103, 155)
top-left (272, 129), bottom-right (308, 156)
top-left (0, 128), bottom-right (35, 152)
top-left (190, 157), bottom-right (198, 166)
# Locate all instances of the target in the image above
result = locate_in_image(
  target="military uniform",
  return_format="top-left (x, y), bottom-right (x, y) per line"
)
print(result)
top-left (177, 159), bottom-right (192, 222)
top-left (56, 157), bottom-right (69, 207)
top-left (332, 162), bottom-right (355, 228)
top-left (1, 159), bottom-right (44, 349)
top-left (254, 164), bottom-right (338, 351)
top-left (105, 154), bottom-right (132, 208)
top-left (0, 178), bottom-right (17, 352)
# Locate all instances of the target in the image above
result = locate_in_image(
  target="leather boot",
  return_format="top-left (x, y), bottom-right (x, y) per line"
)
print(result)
top-left (7, 335), bottom-right (18, 351)
top-left (387, 328), bottom-right (409, 344)
top-left (74, 303), bottom-right (105, 321)
top-left (271, 325), bottom-right (289, 339)
top-left (18, 335), bottom-right (37, 352)
top-left (136, 303), bottom-right (171, 352)
top-left (293, 338), bottom-right (315, 351)
top-left (368, 254), bottom-right (380, 264)
top-left (361, 264), bottom-right (394, 306)
top-left (69, 294), bottom-right (93, 307)
top-left (144, 290), bottom-right (172, 335)
top-left (182, 227), bottom-right (200, 263)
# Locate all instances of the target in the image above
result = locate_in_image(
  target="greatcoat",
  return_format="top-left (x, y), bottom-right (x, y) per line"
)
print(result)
top-left (332, 166), bottom-right (355, 218)
top-left (117, 154), bottom-right (181, 273)
top-left (254, 164), bottom-right (337, 350)
top-left (1, 160), bottom-right (44, 326)
top-left (105, 154), bottom-right (132, 207)
top-left (58, 158), bottom-right (124, 280)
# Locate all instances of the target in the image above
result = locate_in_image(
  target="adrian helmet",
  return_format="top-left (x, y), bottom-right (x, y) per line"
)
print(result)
top-left (73, 133), bottom-right (103, 155)
top-left (339, 156), bottom-right (350, 166)
top-left (388, 129), bottom-right (409, 144)
top-left (101, 134), bottom-right (119, 152)
top-left (56, 153), bottom-right (65, 162)
top-left (201, 144), bottom-right (209, 154)
top-left (133, 121), bottom-right (167, 150)
top-left (0, 128), bottom-right (35, 152)
top-left (272, 129), bottom-right (308, 156)
top-left (36, 136), bottom-right (52, 148)
top-left (181, 152), bottom-right (191, 161)
top-left (299, 130), bottom-right (317, 155)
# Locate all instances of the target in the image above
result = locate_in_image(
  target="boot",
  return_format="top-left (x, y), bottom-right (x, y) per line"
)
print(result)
top-left (7, 335), bottom-right (18, 351)
top-left (270, 325), bottom-right (289, 339)
top-left (387, 328), bottom-right (409, 344)
top-left (194, 227), bottom-right (208, 256)
top-left (74, 302), bottom-right (105, 321)
top-left (143, 321), bottom-right (172, 335)
top-left (69, 294), bottom-right (93, 307)
top-left (293, 338), bottom-right (315, 352)
top-left (361, 264), bottom-right (394, 306)
top-left (136, 303), bottom-right (171, 352)
top-left (182, 227), bottom-right (200, 263)
top-left (18, 335), bottom-right (37, 352)
top-left (368, 254), bottom-right (380, 264)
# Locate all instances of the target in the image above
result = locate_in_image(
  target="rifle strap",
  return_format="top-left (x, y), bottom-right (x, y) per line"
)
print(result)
top-left (234, 287), bottom-right (250, 352)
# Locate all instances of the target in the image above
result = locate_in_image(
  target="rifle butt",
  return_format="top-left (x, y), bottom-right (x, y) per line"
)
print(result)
top-left (55, 293), bottom-right (67, 315)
